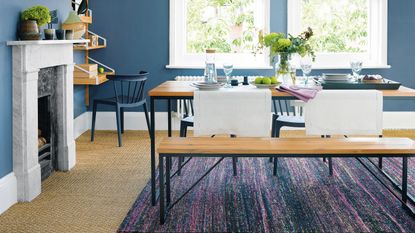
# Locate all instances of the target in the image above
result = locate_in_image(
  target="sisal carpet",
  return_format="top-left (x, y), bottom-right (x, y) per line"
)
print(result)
top-left (0, 130), bottom-right (414, 233)
top-left (119, 131), bottom-right (415, 233)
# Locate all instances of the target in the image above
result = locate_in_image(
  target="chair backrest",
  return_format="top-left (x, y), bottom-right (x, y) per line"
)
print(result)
top-left (107, 71), bottom-right (148, 105)
top-left (273, 100), bottom-right (303, 116)
top-left (183, 99), bottom-right (194, 117)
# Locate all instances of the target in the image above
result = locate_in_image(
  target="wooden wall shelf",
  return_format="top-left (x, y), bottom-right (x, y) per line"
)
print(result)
top-left (71, 0), bottom-right (115, 106)
top-left (80, 15), bottom-right (92, 24)
top-left (74, 72), bottom-right (114, 85)
top-left (74, 44), bottom-right (106, 51)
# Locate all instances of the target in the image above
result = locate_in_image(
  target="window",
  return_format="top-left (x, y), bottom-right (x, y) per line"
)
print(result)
top-left (288, 0), bottom-right (388, 69)
top-left (168, 0), bottom-right (270, 69)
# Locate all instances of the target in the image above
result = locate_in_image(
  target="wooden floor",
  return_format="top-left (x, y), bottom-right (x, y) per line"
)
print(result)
top-left (0, 130), bottom-right (414, 233)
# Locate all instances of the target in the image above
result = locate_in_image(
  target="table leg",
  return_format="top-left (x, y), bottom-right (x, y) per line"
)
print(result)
top-left (402, 157), bottom-right (408, 204)
top-left (167, 99), bottom-right (172, 170)
top-left (150, 97), bottom-right (156, 206)
top-left (167, 99), bottom-right (172, 137)
top-left (159, 154), bottom-right (165, 224)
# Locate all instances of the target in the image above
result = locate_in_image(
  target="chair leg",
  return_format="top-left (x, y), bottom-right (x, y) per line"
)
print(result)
top-left (274, 123), bottom-right (283, 138)
top-left (91, 101), bottom-right (98, 142)
top-left (121, 107), bottom-right (125, 134)
top-left (270, 122), bottom-right (283, 162)
top-left (180, 123), bottom-right (186, 137)
top-left (143, 102), bottom-right (151, 138)
top-left (178, 123), bottom-right (187, 176)
top-left (115, 106), bottom-right (123, 147)
top-left (271, 114), bottom-right (278, 138)
top-left (322, 135), bottom-right (326, 162)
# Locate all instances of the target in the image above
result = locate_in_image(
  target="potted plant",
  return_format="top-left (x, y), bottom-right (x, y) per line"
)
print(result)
top-left (20, 5), bottom-right (51, 40)
top-left (258, 28), bottom-right (315, 84)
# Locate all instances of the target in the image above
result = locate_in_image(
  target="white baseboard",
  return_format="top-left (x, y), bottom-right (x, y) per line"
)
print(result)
top-left (0, 172), bottom-right (17, 214)
top-left (74, 112), bottom-right (91, 139)
top-left (73, 111), bottom-right (415, 135)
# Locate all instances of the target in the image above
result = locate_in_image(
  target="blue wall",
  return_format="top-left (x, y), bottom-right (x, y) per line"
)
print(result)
top-left (89, 0), bottom-right (415, 112)
top-left (0, 0), bottom-right (86, 178)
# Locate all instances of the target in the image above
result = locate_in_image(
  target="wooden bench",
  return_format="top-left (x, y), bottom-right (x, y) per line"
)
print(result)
top-left (157, 137), bottom-right (415, 224)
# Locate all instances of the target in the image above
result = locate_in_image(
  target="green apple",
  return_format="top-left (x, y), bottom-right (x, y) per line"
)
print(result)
top-left (262, 77), bottom-right (271, 85)
top-left (98, 67), bottom-right (105, 74)
top-left (255, 77), bottom-right (263, 84)
top-left (271, 77), bottom-right (278, 84)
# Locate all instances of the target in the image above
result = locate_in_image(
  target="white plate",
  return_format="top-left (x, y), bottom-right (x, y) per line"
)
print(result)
top-left (191, 82), bottom-right (224, 90)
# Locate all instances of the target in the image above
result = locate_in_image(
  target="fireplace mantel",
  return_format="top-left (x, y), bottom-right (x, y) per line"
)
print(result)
top-left (8, 40), bottom-right (85, 202)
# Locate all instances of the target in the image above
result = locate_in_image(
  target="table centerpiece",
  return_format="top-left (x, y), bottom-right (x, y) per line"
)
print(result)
top-left (258, 27), bottom-right (315, 84)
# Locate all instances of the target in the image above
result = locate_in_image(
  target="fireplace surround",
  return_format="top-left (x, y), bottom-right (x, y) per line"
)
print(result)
top-left (7, 40), bottom-right (86, 202)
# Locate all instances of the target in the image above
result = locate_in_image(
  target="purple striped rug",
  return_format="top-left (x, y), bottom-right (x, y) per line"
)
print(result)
top-left (119, 157), bottom-right (415, 232)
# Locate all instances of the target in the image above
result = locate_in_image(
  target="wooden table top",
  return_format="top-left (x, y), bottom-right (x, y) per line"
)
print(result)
top-left (148, 81), bottom-right (415, 97)
top-left (158, 137), bottom-right (415, 155)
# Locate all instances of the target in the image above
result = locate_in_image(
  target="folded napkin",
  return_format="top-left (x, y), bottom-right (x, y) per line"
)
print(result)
top-left (194, 86), bottom-right (272, 137)
top-left (278, 85), bottom-right (322, 102)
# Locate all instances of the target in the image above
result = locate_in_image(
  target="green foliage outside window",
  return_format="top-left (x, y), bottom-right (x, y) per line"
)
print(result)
top-left (301, 0), bottom-right (368, 53)
top-left (186, 0), bottom-right (258, 53)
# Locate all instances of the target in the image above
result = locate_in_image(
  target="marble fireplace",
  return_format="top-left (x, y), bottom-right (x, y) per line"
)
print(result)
top-left (7, 40), bottom-right (84, 202)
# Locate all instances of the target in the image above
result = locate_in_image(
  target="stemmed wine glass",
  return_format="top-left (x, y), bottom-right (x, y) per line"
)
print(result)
top-left (223, 63), bottom-right (234, 88)
top-left (300, 56), bottom-right (313, 85)
top-left (350, 59), bottom-right (363, 81)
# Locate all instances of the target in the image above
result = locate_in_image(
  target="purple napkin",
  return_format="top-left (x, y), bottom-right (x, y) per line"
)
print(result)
top-left (277, 85), bottom-right (322, 102)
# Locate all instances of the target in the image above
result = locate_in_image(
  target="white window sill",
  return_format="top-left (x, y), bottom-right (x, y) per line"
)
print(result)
top-left (166, 64), bottom-right (273, 70)
top-left (166, 64), bottom-right (391, 70)
top-left (311, 65), bottom-right (391, 70)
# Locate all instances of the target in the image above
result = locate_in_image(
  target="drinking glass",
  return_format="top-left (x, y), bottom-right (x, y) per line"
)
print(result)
top-left (350, 60), bottom-right (363, 81)
top-left (223, 63), bottom-right (234, 88)
top-left (300, 56), bottom-right (313, 85)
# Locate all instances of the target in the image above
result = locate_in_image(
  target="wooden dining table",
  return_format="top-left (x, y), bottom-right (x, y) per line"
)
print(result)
top-left (147, 80), bottom-right (415, 206)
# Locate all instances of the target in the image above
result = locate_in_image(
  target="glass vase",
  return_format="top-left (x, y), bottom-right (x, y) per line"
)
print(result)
top-left (274, 53), bottom-right (296, 85)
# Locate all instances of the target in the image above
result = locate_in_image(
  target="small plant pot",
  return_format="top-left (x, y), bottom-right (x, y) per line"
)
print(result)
top-left (19, 20), bottom-right (41, 40)
top-left (56, 29), bottom-right (65, 40)
top-left (44, 29), bottom-right (55, 40)
top-left (65, 30), bottom-right (74, 40)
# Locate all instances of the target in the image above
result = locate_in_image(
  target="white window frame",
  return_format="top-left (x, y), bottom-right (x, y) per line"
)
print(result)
top-left (288, 0), bottom-right (389, 69)
top-left (167, 0), bottom-right (271, 69)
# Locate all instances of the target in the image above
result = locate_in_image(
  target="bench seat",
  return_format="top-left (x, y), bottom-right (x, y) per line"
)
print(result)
top-left (157, 137), bottom-right (415, 224)
top-left (158, 137), bottom-right (415, 156)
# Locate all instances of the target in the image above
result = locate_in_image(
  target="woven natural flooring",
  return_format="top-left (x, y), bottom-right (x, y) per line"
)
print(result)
top-left (0, 130), bottom-right (415, 232)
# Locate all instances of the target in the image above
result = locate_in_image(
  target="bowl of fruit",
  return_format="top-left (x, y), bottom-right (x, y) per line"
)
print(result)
top-left (250, 76), bottom-right (280, 88)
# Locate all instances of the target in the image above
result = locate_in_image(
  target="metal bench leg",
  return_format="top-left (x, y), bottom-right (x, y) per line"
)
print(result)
top-left (159, 155), bottom-right (165, 224)
top-left (321, 136), bottom-right (326, 162)
top-left (230, 134), bottom-right (238, 176)
top-left (328, 157), bottom-right (333, 176)
top-left (378, 157), bottom-right (383, 169)
top-left (178, 158), bottom-right (183, 176)
top-left (273, 157), bottom-right (278, 176)
top-left (166, 156), bottom-right (171, 206)
top-left (232, 157), bottom-right (237, 176)
top-left (402, 157), bottom-right (408, 204)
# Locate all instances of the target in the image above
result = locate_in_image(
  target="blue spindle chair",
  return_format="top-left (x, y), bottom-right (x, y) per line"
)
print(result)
top-left (91, 71), bottom-right (151, 147)
top-left (270, 100), bottom-right (305, 163)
